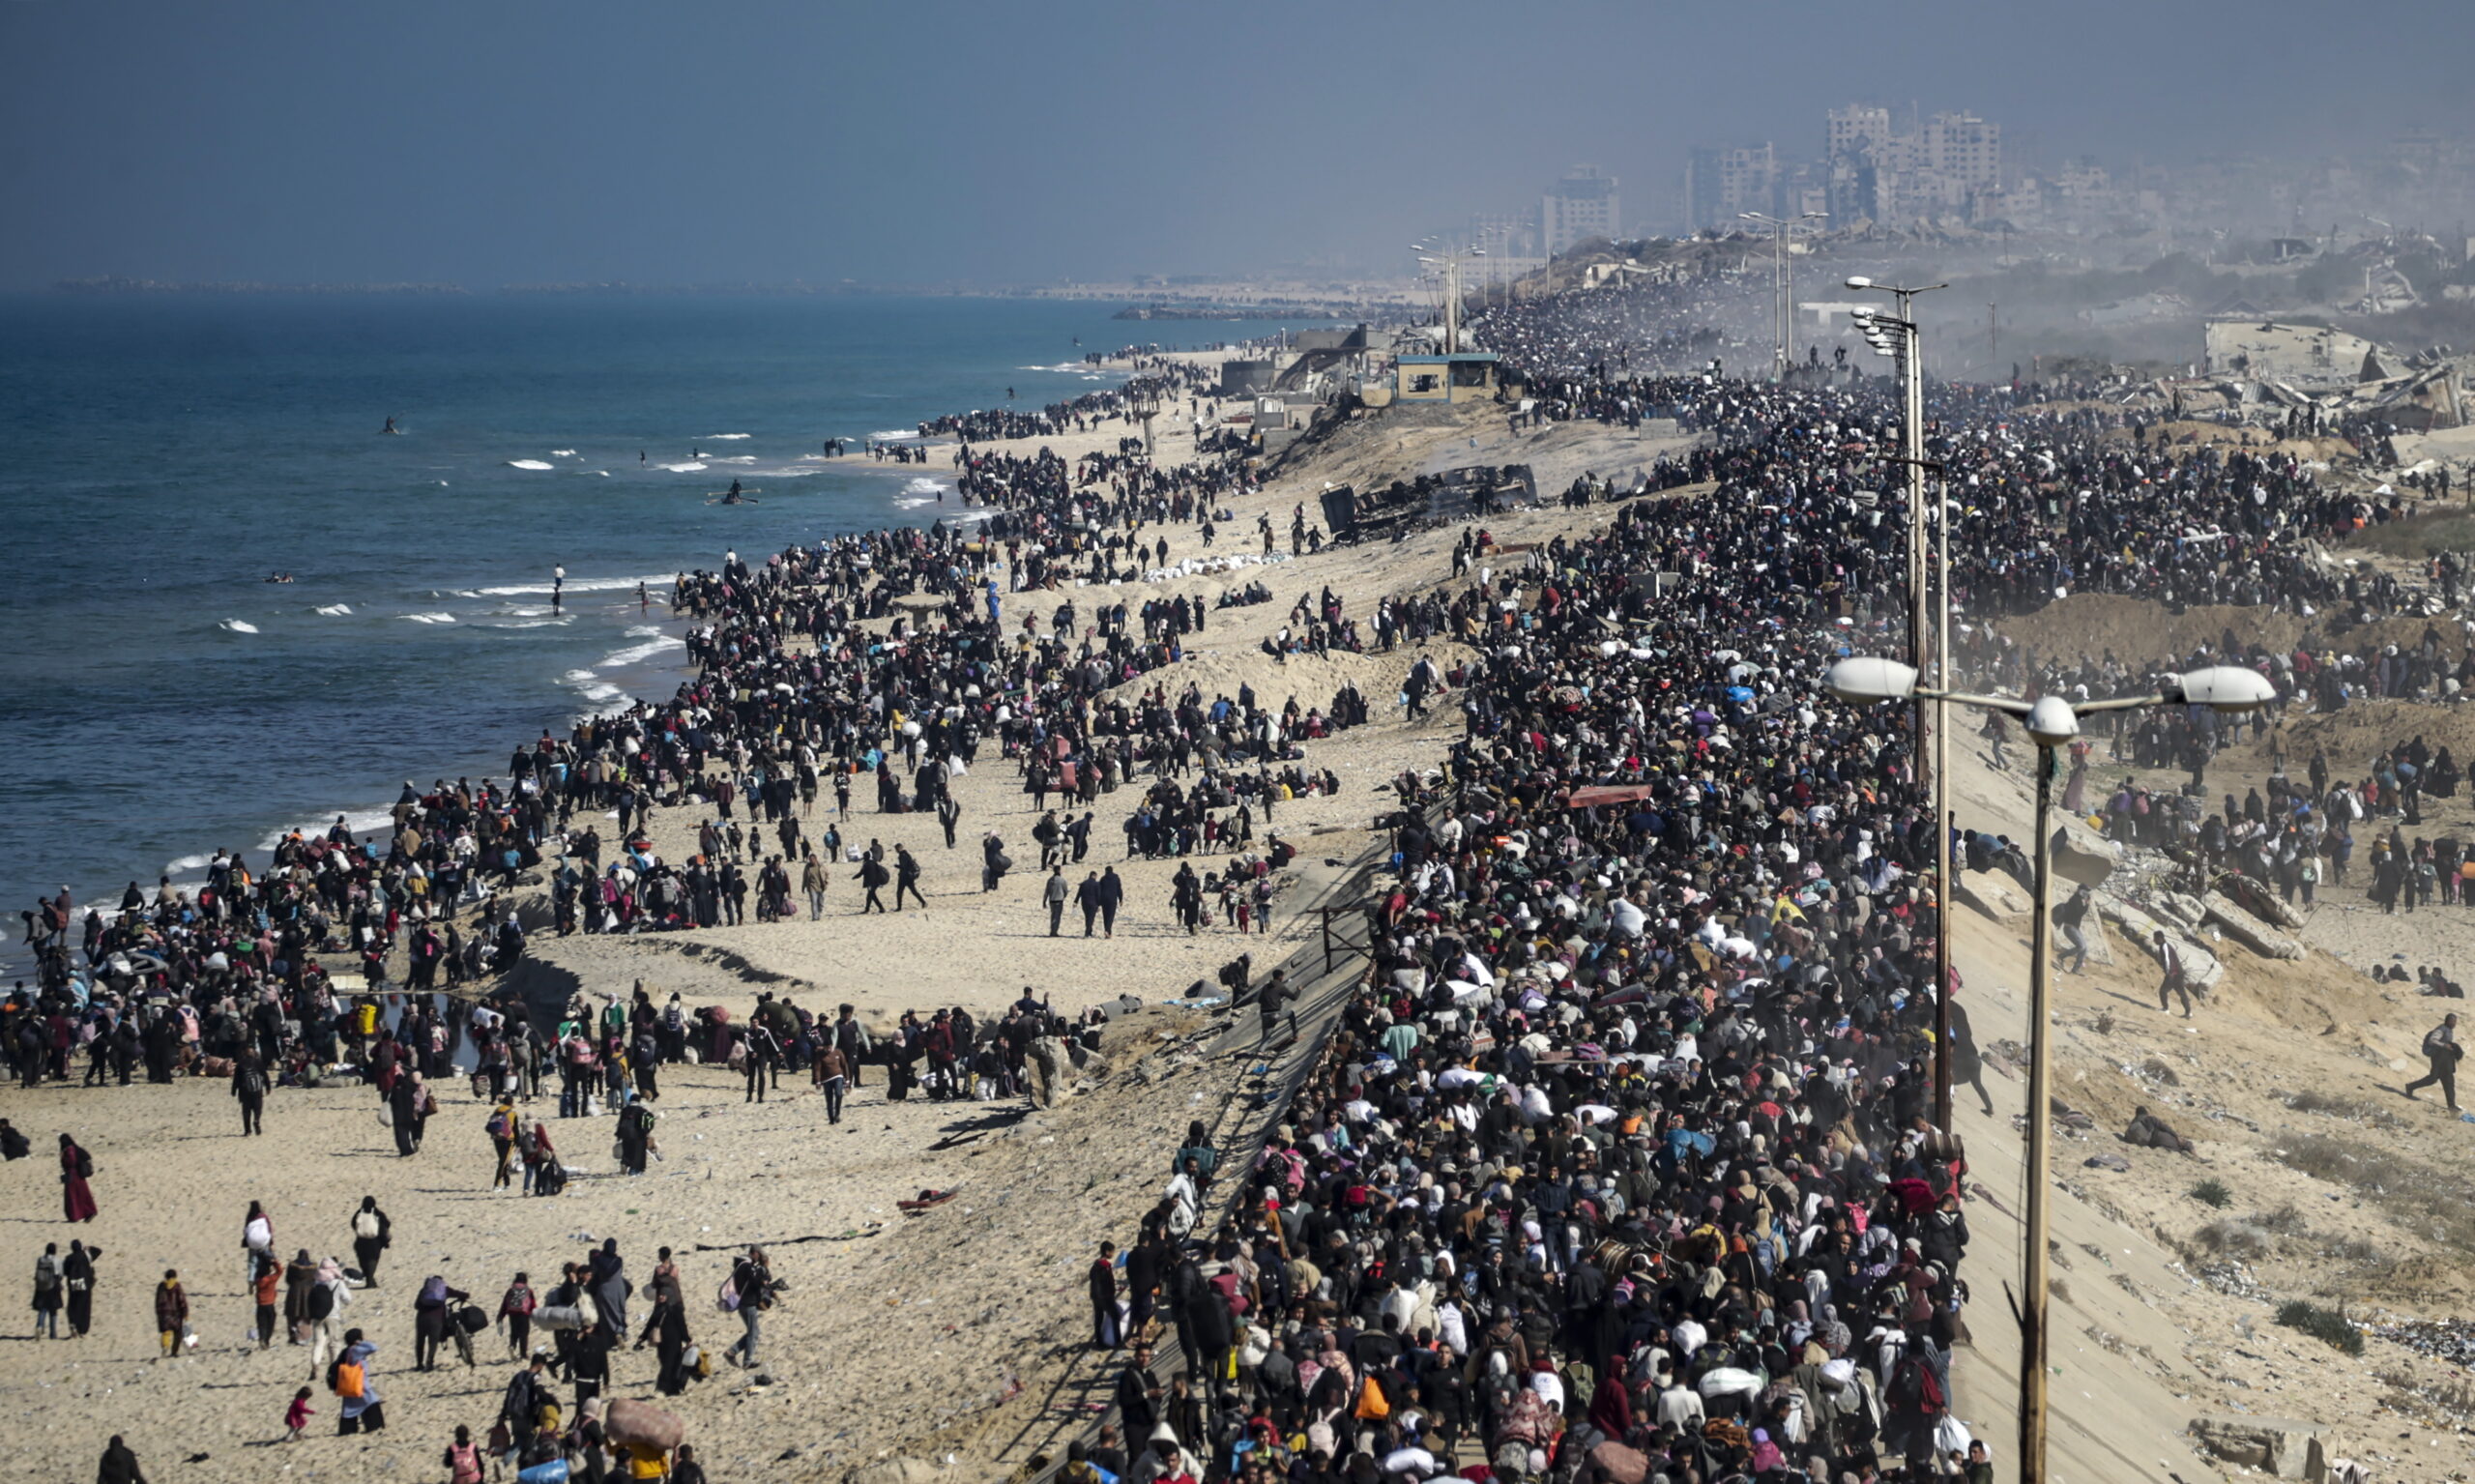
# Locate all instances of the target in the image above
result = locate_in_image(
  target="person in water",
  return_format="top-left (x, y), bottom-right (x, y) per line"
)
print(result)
top-left (382, 415), bottom-right (397, 434)
top-left (728, 480), bottom-right (742, 498)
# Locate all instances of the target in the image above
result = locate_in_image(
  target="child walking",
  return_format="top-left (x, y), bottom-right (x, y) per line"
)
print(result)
top-left (285, 1386), bottom-right (314, 1441)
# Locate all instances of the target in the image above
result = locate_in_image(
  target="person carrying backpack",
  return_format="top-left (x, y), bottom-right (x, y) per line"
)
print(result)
top-left (349, 1197), bottom-right (391, 1287)
top-left (2405, 1011), bottom-right (2463, 1112)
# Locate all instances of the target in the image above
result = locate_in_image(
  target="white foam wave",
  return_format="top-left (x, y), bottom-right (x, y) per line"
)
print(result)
top-left (869, 429), bottom-right (922, 442)
top-left (562, 668), bottom-right (598, 684)
top-left (312, 603), bottom-right (352, 616)
top-left (476, 573), bottom-right (670, 597)
top-left (658, 462), bottom-right (707, 473)
top-left (551, 448), bottom-right (578, 457)
top-left (625, 625), bottom-right (663, 637)
top-left (479, 618), bottom-right (569, 629)
top-left (1017, 363), bottom-right (1092, 374)
top-left (743, 467), bottom-right (817, 478)
top-left (599, 636), bottom-right (684, 667)
top-left (703, 433), bottom-right (751, 440)
top-left (163, 853), bottom-right (211, 877)
top-left (507, 459), bottom-right (555, 471)
top-left (254, 807), bottom-right (397, 856)
top-left (575, 682), bottom-right (626, 704)
top-left (219, 619), bottom-right (259, 633)
top-left (903, 477), bottom-right (948, 496)
top-left (402, 612), bottom-right (456, 625)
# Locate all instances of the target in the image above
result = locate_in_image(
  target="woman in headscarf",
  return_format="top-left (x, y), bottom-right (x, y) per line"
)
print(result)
top-left (1586, 1362), bottom-right (1634, 1440)
top-left (63, 1240), bottom-right (99, 1337)
top-left (58, 1134), bottom-right (97, 1223)
top-left (284, 1248), bottom-right (319, 1344)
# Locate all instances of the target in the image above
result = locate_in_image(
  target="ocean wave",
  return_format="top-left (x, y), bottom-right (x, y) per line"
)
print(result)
top-left (551, 448), bottom-right (578, 456)
top-left (218, 619), bottom-right (260, 633)
top-left (476, 572), bottom-right (670, 597)
top-left (625, 625), bottom-right (663, 637)
top-left (312, 603), bottom-right (352, 616)
top-left (163, 853), bottom-right (211, 877)
top-left (575, 682), bottom-right (626, 704)
top-left (710, 454), bottom-right (758, 465)
top-left (402, 611), bottom-right (456, 625)
top-left (599, 635), bottom-right (684, 667)
top-left (658, 461), bottom-right (707, 473)
top-left (562, 668), bottom-right (598, 684)
top-left (1017, 362), bottom-right (1092, 374)
top-left (742, 466), bottom-right (817, 478)
top-left (254, 806), bottom-right (397, 856)
top-left (507, 459), bottom-right (555, 471)
top-left (869, 428), bottom-right (922, 442)
top-left (478, 618), bottom-right (570, 629)
top-left (703, 433), bottom-right (750, 441)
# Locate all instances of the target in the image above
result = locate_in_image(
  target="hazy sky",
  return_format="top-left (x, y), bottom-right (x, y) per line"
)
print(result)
top-left (3, 0), bottom-right (2466, 288)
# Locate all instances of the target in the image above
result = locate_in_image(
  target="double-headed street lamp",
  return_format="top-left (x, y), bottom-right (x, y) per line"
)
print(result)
top-left (1820, 656), bottom-right (2275, 1484)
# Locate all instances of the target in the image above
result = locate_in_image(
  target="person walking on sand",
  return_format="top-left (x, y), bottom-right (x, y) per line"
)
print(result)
top-left (2404, 1011), bottom-right (2463, 1111)
top-left (802, 851), bottom-right (830, 919)
top-left (2152, 930), bottom-right (2196, 1017)
top-left (894, 843), bottom-right (928, 912)
top-left (233, 1046), bottom-right (268, 1134)
top-left (2053, 885), bottom-right (2092, 975)
top-left (814, 1040), bottom-right (849, 1124)
top-left (443, 1423), bottom-right (483, 1484)
top-left (350, 1196), bottom-right (391, 1286)
top-left (59, 1134), bottom-right (97, 1223)
top-left (154, 1268), bottom-right (189, 1357)
top-left (486, 1096), bottom-right (517, 1188)
top-left (285, 1386), bottom-right (314, 1442)
top-left (32, 1242), bottom-right (64, 1339)
top-left (333, 1327), bottom-right (384, 1434)
top-left (63, 1240), bottom-right (99, 1338)
top-left (1045, 865), bottom-right (1070, 936)
top-left (720, 1245), bottom-right (772, 1370)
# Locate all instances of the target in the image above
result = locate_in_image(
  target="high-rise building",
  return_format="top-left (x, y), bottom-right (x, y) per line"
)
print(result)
top-left (1684, 145), bottom-right (1779, 232)
top-left (1542, 166), bottom-right (1620, 254)
top-left (1821, 103), bottom-right (2001, 225)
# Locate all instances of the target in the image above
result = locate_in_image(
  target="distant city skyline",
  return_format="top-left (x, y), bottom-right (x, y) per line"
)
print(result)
top-left (9, 1), bottom-right (2475, 289)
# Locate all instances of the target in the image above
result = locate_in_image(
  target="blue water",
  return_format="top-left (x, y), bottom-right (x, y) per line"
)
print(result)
top-left (0, 294), bottom-right (1274, 924)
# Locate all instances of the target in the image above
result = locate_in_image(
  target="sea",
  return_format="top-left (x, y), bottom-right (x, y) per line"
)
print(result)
top-left (0, 292), bottom-right (1293, 947)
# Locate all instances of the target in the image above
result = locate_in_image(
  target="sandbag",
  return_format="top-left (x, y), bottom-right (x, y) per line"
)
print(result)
top-left (604, 1397), bottom-right (685, 1452)
top-left (456, 1304), bottom-right (489, 1334)
top-left (534, 1303), bottom-right (587, 1331)
top-left (517, 1461), bottom-right (570, 1484)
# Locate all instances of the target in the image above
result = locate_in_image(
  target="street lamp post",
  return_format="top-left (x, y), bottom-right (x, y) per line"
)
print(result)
top-left (1820, 657), bottom-right (2275, 1484)
top-left (1847, 273), bottom-right (1949, 1120)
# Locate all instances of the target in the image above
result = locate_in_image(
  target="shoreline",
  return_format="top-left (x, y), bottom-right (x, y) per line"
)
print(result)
top-left (4, 342), bottom-right (1262, 981)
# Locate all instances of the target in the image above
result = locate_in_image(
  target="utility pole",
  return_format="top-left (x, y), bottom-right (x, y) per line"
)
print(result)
top-left (1742, 212), bottom-right (1825, 377)
top-left (1990, 303), bottom-right (1999, 375)
top-left (1849, 274), bottom-right (1949, 1124)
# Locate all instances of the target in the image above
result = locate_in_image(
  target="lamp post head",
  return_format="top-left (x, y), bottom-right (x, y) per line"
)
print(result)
top-left (2170, 667), bottom-right (2276, 713)
top-left (1823, 656), bottom-right (1919, 703)
top-left (2024, 695), bottom-right (2080, 747)
top-left (1845, 276), bottom-right (1874, 289)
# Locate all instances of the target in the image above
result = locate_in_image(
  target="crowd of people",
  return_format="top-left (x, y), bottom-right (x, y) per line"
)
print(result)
top-left (16, 263), bottom-right (2472, 1484)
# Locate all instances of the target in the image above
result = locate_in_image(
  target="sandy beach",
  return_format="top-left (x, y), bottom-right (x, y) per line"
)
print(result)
top-left (0, 369), bottom-right (1650, 1481)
